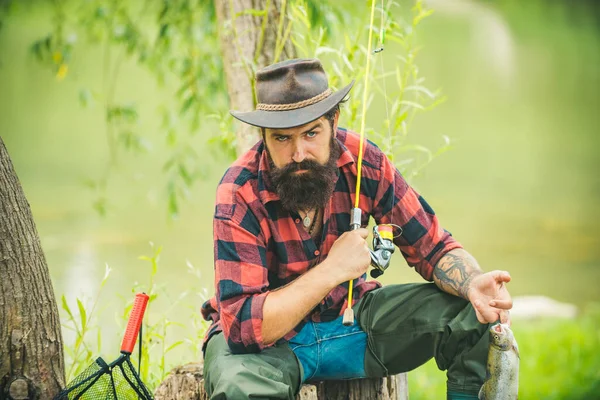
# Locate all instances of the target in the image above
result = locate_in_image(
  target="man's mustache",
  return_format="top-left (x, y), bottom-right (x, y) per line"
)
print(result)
top-left (277, 159), bottom-right (323, 174)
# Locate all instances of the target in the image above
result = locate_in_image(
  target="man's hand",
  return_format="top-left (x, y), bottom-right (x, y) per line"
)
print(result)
top-left (433, 249), bottom-right (513, 326)
top-left (467, 270), bottom-right (513, 325)
top-left (262, 227), bottom-right (371, 345)
top-left (322, 228), bottom-right (372, 285)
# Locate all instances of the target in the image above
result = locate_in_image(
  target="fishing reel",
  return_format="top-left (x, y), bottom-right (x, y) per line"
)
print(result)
top-left (343, 209), bottom-right (400, 326)
top-left (350, 208), bottom-right (400, 278)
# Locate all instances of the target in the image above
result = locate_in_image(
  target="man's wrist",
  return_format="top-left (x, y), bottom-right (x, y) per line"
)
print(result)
top-left (313, 258), bottom-right (344, 290)
top-left (462, 271), bottom-right (482, 301)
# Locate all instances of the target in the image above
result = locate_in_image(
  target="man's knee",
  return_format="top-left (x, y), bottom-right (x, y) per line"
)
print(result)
top-left (204, 361), bottom-right (251, 398)
top-left (205, 359), bottom-right (296, 399)
top-left (203, 334), bottom-right (300, 399)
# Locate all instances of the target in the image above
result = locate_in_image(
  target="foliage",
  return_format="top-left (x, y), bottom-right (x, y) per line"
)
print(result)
top-left (61, 243), bottom-right (210, 390)
top-left (289, 0), bottom-right (451, 180)
top-left (408, 306), bottom-right (600, 399)
top-left (61, 264), bottom-right (112, 382)
top-left (14, 0), bottom-right (449, 218)
top-left (26, 0), bottom-right (227, 218)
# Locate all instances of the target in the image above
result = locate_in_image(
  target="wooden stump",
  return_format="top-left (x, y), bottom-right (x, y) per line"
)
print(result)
top-left (154, 362), bottom-right (408, 400)
top-left (154, 363), bottom-right (208, 400)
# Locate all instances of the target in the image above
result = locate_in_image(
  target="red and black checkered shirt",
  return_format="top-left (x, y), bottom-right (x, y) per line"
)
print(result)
top-left (201, 128), bottom-right (462, 354)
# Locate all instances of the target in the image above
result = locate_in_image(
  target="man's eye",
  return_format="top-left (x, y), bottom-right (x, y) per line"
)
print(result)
top-left (275, 136), bottom-right (288, 142)
top-left (306, 131), bottom-right (317, 138)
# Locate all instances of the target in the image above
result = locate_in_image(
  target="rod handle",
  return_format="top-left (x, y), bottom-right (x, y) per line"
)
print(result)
top-left (342, 307), bottom-right (354, 326)
top-left (120, 293), bottom-right (150, 354)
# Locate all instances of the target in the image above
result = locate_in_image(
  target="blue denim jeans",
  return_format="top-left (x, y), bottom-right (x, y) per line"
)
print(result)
top-left (287, 315), bottom-right (368, 383)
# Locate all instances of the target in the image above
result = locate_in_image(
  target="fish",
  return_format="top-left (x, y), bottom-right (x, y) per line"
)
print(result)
top-left (478, 323), bottom-right (520, 400)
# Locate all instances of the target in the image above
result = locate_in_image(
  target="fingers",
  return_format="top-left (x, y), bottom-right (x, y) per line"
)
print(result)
top-left (353, 227), bottom-right (370, 239)
top-left (472, 299), bottom-right (498, 324)
top-left (474, 309), bottom-right (486, 324)
top-left (489, 270), bottom-right (511, 283)
top-left (473, 299), bottom-right (512, 325)
top-left (489, 298), bottom-right (513, 310)
top-left (499, 310), bottom-right (511, 326)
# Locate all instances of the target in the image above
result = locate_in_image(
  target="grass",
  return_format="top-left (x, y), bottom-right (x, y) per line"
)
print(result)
top-left (408, 305), bottom-right (600, 400)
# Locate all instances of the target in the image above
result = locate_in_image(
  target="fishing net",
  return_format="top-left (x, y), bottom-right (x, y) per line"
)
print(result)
top-left (55, 294), bottom-right (153, 400)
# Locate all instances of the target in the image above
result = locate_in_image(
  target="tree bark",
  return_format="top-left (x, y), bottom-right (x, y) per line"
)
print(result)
top-left (214, 0), bottom-right (297, 155)
top-left (155, 362), bottom-right (409, 400)
top-left (0, 136), bottom-right (65, 399)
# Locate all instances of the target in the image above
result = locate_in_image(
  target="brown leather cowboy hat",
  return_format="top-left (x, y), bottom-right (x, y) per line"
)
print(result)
top-left (230, 58), bottom-right (354, 129)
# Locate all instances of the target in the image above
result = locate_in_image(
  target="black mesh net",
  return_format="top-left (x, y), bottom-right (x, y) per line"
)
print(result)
top-left (55, 356), bottom-right (153, 400)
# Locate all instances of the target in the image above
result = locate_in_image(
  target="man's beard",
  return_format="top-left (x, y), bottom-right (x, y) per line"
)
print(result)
top-left (267, 137), bottom-right (340, 212)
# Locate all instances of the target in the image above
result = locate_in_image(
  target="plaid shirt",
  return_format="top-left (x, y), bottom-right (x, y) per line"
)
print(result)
top-left (201, 128), bottom-right (462, 354)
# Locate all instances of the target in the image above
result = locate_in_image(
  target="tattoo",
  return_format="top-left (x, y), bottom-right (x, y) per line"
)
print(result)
top-left (433, 249), bottom-right (482, 300)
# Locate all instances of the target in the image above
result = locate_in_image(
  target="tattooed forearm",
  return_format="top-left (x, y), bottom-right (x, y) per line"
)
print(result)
top-left (433, 249), bottom-right (482, 300)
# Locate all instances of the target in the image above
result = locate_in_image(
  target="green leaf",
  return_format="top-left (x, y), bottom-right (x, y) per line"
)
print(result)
top-left (93, 197), bottom-right (107, 217)
top-left (180, 96), bottom-right (194, 115)
top-left (413, 8), bottom-right (434, 27)
top-left (168, 184), bottom-right (178, 219)
top-left (165, 341), bottom-right (184, 353)
top-left (404, 85), bottom-right (435, 99)
top-left (77, 298), bottom-right (87, 331)
top-left (62, 295), bottom-right (74, 321)
top-left (166, 129), bottom-right (177, 147)
top-left (163, 157), bottom-right (176, 172)
top-left (107, 105), bottom-right (138, 123)
top-left (399, 100), bottom-right (425, 111)
top-left (100, 264), bottom-right (111, 288)
top-left (178, 164), bottom-right (193, 187)
top-left (315, 46), bottom-right (338, 57)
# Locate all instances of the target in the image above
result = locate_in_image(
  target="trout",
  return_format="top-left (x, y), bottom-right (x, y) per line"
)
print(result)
top-left (478, 323), bottom-right (519, 400)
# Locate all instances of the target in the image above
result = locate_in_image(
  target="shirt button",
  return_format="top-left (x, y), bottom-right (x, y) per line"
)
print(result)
top-left (295, 218), bottom-right (301, 224)
top-left (314, 250), bottom-right (320, 256)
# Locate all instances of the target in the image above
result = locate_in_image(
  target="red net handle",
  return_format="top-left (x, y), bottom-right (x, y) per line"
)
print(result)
top-left (120, 293), bottom-right (149, 354)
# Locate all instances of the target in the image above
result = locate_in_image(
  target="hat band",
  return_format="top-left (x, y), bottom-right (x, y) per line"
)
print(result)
top-left (256, 88), bottom-right (332, 111)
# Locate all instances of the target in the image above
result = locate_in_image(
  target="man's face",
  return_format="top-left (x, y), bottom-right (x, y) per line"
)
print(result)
top-left (263, 113), bottom-right (337, 170)
top-left (264, 112), bottom-right (340, 212)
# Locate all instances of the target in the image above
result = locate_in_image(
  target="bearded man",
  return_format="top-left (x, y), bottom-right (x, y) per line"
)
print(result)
top-left (200, 59), bottom-right (513, 400)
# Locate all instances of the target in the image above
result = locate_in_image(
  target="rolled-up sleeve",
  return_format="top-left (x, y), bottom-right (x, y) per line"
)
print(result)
top-left (372, 152), bottom-right (462, 281)
top-left (214, 202), bottom-right (271, 354)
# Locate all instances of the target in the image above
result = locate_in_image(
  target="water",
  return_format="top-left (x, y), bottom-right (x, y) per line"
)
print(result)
top-left (1, 0), bottom-right (599, 363)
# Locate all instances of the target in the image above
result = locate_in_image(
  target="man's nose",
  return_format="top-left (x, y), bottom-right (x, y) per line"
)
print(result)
top-left (291, 140), bottom-right (306, 163)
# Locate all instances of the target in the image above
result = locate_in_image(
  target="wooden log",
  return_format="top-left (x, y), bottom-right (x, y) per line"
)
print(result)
top-left (154, 362), bottom-right (408, 400)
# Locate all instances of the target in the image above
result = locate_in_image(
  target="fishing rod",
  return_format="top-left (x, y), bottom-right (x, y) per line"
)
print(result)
top-left (342, 0), bottom-right (399, 326)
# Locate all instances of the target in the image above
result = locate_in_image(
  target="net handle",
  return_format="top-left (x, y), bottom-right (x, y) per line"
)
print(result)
top-left (120, 293), bottom-right (150, 354)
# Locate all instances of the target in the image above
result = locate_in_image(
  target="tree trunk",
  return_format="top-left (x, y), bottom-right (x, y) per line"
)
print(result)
top-left (214, 0), bottom-right (297, 155)
top-left (155, 362), bottom-right (409, 400)
top-left (0, 136), bottom-right (65, 399)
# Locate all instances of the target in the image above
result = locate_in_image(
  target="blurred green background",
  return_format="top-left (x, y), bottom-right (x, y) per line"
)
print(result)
top-left (1, 0), bottom-right (599, 398)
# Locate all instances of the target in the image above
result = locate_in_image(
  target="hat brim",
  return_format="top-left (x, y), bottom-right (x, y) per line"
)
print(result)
top-left (230, 81), bottom-right (354, 129)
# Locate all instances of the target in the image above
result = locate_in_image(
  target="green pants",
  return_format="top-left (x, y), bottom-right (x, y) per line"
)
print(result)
top-left (204, 283), bottom-right (489, 399)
